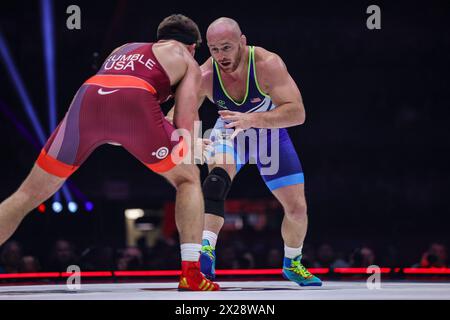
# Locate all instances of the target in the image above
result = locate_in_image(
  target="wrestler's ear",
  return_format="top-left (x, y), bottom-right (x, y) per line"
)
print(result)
top-left (188, 44), bottom-right (196, 56)
top-left (240, 34), bottom-right (247, 47)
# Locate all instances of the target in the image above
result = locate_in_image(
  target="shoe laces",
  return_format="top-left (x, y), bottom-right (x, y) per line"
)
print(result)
top-left (288, 260), bottom-right (313, 279)
top-left (202, 245), bottom-right (215, 259)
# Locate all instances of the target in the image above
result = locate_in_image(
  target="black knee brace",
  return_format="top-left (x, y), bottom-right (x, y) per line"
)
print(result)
top-left (202, 167), bottom-right (232, 218)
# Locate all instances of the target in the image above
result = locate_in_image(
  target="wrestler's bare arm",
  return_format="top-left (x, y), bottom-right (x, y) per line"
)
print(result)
top-left (219, 51), bottom-right (305, 134)
top-left (166, 59), bottom-right (211, 123)
top-left (250, 52), bottom-right (305, 128)
top-left (173, 53), bottom-right (202, 132)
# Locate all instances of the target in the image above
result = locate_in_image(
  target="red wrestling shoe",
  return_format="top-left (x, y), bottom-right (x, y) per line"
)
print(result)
top-left (178, 261), bottom-right (220, 291)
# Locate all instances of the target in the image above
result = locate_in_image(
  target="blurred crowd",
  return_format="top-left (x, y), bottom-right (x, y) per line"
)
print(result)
top-left (0, 237), bottom-right (447, 273)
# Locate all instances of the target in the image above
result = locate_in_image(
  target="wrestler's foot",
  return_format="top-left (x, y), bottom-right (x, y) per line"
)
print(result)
top-left (200, 239), bottom-right (216, 280)
top-left (178, 261), bottom-right (220, 291)
top-left (282, 255), bottom-right (322, 287)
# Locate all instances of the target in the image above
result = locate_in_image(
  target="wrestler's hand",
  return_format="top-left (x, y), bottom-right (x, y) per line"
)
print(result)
top-left (194, 138), bottom-right (213, 164)
top-left (219, 110), bottom-right (255, 139)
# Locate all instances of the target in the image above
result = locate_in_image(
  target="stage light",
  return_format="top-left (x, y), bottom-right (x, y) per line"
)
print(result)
top-left (125, 209), bottom-right (144, 220)
top-left (52, 201), bottom-right (63, 213)
top-left (41, 0), bottom-right (57, 131)
top-left (0, 32), bottom-right (47, 143)
top-left (85, 202), bottom-right (94, 212)
top-left (37, 204), bottom-right (46, 213)
top-left (68, 202), bottom-right (78, 213)
top-left (0, 30), bottom-right (75, 208)
top-left (61, 186), bottom-right (73, 203)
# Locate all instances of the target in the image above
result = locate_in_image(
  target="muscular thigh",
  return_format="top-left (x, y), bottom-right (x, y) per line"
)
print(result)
top-left (160, 163), bottom-right (200, 187)
top-left (271, 183), bottom-right (306, 211)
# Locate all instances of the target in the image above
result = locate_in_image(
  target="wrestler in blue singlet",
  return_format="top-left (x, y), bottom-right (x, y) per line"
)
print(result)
top-left (209, 46), bottom-right (304, 191)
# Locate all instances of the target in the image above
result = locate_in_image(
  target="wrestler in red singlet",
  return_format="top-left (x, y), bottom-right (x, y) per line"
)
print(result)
top-left (37, 42), bottom-right (186, 177)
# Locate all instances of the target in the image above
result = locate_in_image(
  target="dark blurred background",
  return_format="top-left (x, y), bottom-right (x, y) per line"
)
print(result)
top-left (0, 0), bottom-right (449, 273)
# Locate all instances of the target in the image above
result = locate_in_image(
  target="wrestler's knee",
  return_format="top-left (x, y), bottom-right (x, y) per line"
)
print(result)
top-left (284, 197), bottom-right (308, 222)
top-left (165, 164), bottom-right (201, 189)
top-left (16, 165), bottom-right (65, 204)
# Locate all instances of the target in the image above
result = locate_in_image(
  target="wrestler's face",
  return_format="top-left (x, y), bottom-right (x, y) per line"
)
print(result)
top-left (207, 33), bottom-right (246, 73)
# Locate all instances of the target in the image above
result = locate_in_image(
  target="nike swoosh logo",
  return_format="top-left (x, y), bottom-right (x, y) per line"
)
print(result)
top-left (98, 88), bottom-right (119, 95)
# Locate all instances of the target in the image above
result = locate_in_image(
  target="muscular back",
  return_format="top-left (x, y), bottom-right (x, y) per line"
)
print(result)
top-left (99, 41), bottom-right (195, 104)
top-left (102, 40), bottom-right (201, 131)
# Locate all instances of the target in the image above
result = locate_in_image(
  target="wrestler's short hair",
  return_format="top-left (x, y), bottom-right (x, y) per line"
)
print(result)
top-left (157, 14), bottom-right (202, 47)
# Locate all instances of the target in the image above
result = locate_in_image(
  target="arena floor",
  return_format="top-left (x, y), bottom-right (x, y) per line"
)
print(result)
top-left (0, 280), bottom-right (449, 300)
